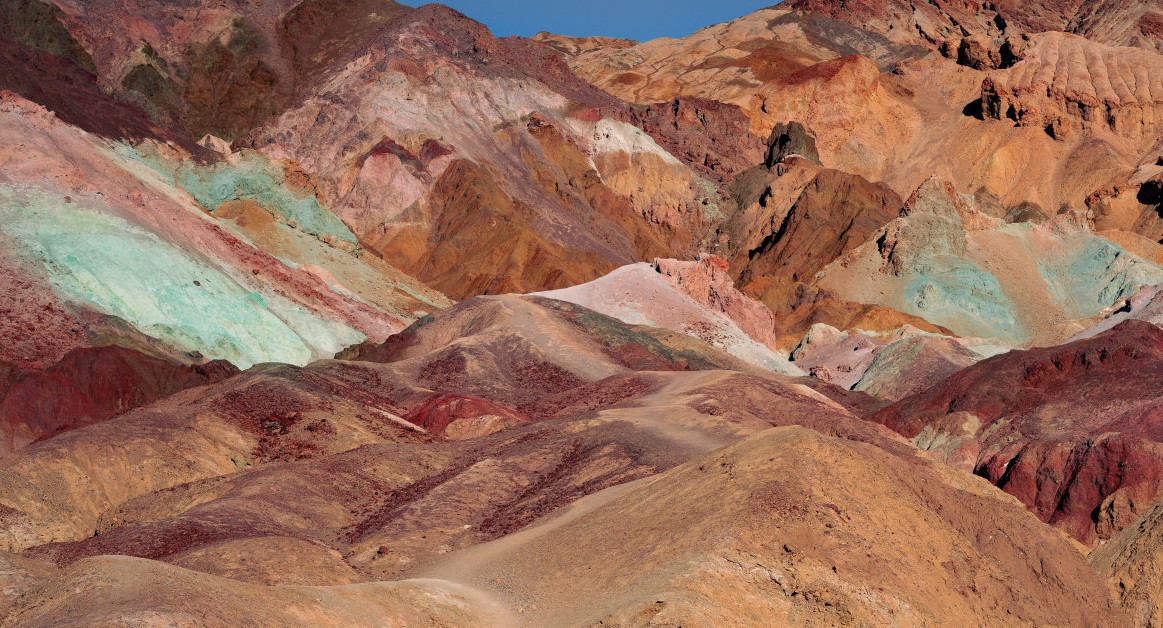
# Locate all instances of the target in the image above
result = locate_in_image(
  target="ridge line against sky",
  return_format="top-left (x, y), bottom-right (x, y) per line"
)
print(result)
top-left (400, 1), bottom-right (779, 42)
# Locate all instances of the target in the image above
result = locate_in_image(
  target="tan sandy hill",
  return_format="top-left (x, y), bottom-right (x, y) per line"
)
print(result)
top-left (401, 425), bottom-right (1121, 626)
top-left (1, 414), bottom-right (1127, 627)
top-left (1092, 500), bottom-right (1163, 627)
top-left (0, 288), bottom-right (1129, 626)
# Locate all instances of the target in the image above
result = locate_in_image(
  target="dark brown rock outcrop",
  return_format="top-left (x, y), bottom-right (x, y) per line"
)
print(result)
top-left (0, 34), bottom-right (178, 145)
top-left (764, 121), bottom-right (820, 167)
top-left (738, 168), bottom-right (903, 291)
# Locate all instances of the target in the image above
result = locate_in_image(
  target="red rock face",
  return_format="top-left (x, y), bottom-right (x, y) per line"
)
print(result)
top-left (403, 393), bottom-right (531, 439)
top-left (875, 319), bottom-right (1163, 544)
top-left (0, 346), bottom-right (238, 454)
top-left (0, 249), bottom-right (90, 371)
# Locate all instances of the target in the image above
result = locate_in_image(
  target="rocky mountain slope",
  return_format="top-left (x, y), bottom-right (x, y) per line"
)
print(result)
top-left (548, 5), bottom-right (1163, 252)
top-left (7, 0), bottom-right (1163, 625)
top-left (785, 0), bottom-right (1163, 52)
top-left (873, 320), bottom-right (1163, 544)
top-left (246, 4), bottom-right (756, 298)
top-left (536, 255), bottom-right (802, 374)
top-left (816, 176), bottom-right (1163, 345)
top-left (0, 92), bottom-right (447, 371)
top-left (0, 296), bottom-right (1126, 626)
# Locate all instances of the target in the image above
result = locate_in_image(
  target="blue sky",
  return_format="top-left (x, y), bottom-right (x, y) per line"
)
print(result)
top-left (400, 1), bottom-right (778, 41)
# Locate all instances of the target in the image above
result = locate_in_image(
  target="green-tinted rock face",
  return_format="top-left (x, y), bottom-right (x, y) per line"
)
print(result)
top-left (1040, 240), bottom-right (1163, 318)
top-left (890, 230), bottom-right (1163, 345)
top-left (872, 186), bottom-right (1025, 342)
top-left (0, 189), bottom-right (363, 368)
top-left (905, 263), bottom-right (1022, 342)
top-left (117, 145), bottom-right (358, 246)
top-left (817, 178), bottom-right (1163, 346)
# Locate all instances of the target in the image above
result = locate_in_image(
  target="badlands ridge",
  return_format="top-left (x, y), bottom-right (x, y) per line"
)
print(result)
top-left (5, 0), bottom-right (1163, 625)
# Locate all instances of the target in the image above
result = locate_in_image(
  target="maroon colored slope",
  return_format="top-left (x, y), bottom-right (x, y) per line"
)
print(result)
top-left (598, 97), bottom-right (764, 184)
top-left (403, 393), bottom-right (531, 437)
top-left (0, 346), bottom-right (238, 454)
top-left (0, 33), bottom-right (199, 148)
top-left (873, 319), bottom-right (1163, 544)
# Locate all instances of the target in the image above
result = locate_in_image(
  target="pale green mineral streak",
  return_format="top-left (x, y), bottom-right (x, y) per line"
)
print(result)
top-left (0, 190), bottom-right (363, 369)
top-left (1039, 238), bottom-right (1163, 318)
top-left (114, 144), bottom-right (357, 245)
top-left (904, 261), bottom-right (1023, 343)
